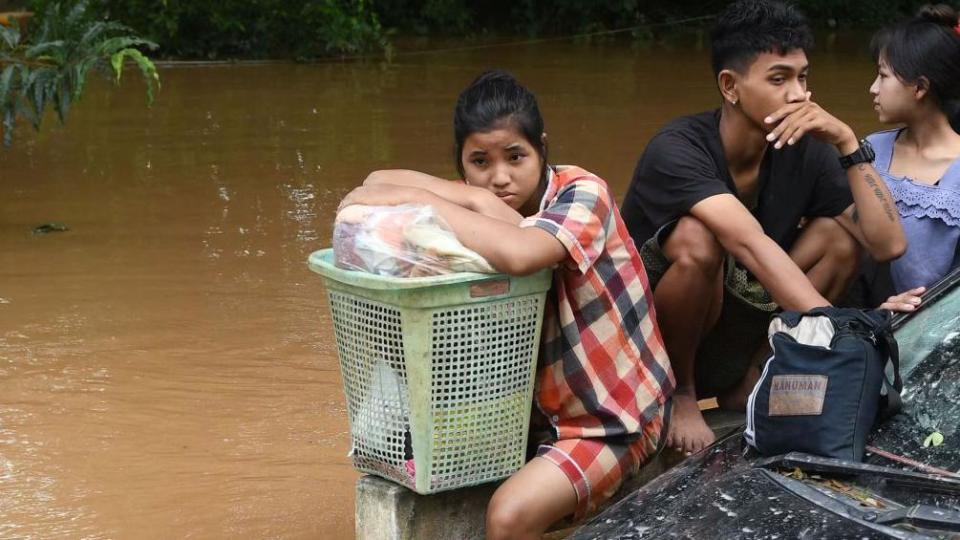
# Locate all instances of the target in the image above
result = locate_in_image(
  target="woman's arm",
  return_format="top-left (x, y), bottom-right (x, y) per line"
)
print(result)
top-left (833, 170), bottom-right (907, 262)
top-left (363, 169), bottom-right (523, 225)
top-left (339, 184), bottom-right (566, 275)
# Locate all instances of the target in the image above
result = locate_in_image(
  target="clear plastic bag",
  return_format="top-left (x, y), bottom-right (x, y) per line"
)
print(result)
top-left (332, 204), bottom-right (495, 277)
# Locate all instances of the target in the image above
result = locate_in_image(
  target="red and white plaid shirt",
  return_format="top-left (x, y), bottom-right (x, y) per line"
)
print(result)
top-left (521, 165), bottom-right (675, 440)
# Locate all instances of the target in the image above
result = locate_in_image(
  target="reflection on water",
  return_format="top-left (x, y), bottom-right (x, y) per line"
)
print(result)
top-left (0, 34), bottom-right (883, 538)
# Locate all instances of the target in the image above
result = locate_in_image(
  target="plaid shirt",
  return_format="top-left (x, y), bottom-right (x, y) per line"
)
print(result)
top-left (521, 166), bottom-right (675, 440)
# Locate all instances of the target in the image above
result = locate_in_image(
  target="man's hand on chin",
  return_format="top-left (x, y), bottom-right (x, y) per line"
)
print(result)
top-left (763, 92), bottom-right (858, 154)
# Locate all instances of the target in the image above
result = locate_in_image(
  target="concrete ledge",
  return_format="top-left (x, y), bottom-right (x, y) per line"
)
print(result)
top-left (355, 409), bottom-right (745, 539)
top-left (356, 477), bottom-right (499, 540)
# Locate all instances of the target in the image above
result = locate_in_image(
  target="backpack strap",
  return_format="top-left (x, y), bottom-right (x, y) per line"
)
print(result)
top-left (863, 309), bottom-right (903, 393)
top-left (877, 379), bottom-right (903, 424)
top-left (838, 309), bottom-right (904, 424)
top-left (878, 323), bottom-right (903, 393)
top-left (870, 310), bottom-right (904, 423)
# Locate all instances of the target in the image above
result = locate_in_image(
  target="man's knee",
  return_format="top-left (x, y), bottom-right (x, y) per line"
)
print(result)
top-left (806, 218), bottom-right (860, 268)
top-left (663, 216), bottom-right (725, 274)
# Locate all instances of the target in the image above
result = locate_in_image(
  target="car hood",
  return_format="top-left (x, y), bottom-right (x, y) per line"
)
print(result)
top-left (572, 269), bottom-right (960, 539)
top-left (569, 433), bottom-right (918, 539)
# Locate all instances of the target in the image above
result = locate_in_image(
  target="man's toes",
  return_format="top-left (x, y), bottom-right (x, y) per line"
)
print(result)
top-left (683, 436), bottom-right (695, 454)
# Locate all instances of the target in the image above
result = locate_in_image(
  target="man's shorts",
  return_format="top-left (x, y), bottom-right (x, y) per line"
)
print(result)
top-left (639, 220), bottom-right (777, 397)
top-left (531, 401), bottom-right (671, 520)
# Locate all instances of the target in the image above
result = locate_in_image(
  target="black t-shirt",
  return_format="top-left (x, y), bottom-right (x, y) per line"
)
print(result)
top-left (621, 110), bottom-right (853, 252)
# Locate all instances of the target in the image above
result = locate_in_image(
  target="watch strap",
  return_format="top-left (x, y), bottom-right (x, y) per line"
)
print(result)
top-left (839, 139), bottom-right (875, 170)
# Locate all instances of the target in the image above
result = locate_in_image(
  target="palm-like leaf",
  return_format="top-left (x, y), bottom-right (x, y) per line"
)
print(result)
top-left (0, 24), bottom-right (20, 49)
top-left (0, 1), bottom-right (160, 146)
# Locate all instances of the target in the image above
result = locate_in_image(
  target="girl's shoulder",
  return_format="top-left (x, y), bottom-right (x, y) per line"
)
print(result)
top-left (552, 165), bottom-right (608, 190)
top-left (540, 166), bottom-right (625, 226)
top-left (865, 128), bottom-right (902, 148)
top-left (549, 165), bottom-right (613, 202)
top-left (554, 164), bottom-right (598, 180)
top-left (866, 128), bottom-right (904, 174)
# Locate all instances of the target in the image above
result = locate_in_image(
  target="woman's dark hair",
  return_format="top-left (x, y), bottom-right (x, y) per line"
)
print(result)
top-left (871, 4), bottom-right (960, 132)
top-left (710, 0), bottom-right (814, 77)
top-left (453, 70), bottom-right (547, 181)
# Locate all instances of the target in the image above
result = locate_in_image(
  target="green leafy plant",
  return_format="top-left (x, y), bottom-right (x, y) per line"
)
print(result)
top-left (63, 0), bottom-right (389, 60)
top-left (0, 2), bottom-right (160, 146)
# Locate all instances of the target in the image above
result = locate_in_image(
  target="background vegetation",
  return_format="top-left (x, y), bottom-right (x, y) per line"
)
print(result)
top-left (376, 0), bottom-right (932, 38)
top-left (9, 0), bottom-right (947, 60)
top-left (26, 0), bottom-right (388, 59)
top-left (0, 2), bottom-right (159, 145)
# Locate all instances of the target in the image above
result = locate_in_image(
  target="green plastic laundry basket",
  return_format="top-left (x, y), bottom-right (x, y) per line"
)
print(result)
top-left (308, 249), bottom-right (552, 494)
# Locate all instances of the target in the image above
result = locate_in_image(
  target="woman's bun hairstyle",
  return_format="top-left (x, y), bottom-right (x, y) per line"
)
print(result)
top-left (916, 3), bottom-right (959, 27)
top-left (871, 4), bottom-right (960, 132)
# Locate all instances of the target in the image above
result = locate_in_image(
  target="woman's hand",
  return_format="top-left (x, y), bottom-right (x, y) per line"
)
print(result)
top-left (879, 286), bottom-right (925, 313)
top-left (337, 184), bottom-right (431, 212)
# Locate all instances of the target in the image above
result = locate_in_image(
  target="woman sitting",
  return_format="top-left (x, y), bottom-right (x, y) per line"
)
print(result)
top-left (866, 4), bottom-right (960, 294)
top-left (340, 70), bottom-right (674, 539)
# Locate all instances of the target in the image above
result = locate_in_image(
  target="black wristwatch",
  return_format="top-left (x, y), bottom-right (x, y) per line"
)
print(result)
top-left (838, 138), bottom-right (876, 170)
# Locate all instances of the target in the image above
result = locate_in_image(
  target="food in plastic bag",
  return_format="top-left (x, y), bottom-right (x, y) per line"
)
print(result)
top-left (333, 204), bottom-right (496, 277)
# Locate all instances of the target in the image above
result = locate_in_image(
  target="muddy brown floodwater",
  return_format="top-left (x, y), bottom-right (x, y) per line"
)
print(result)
top-left (0, 34), bottom-right (884, 539)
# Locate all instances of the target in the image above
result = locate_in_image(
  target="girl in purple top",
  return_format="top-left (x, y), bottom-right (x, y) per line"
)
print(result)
top-left (867, 4), bottom-right (960, 292)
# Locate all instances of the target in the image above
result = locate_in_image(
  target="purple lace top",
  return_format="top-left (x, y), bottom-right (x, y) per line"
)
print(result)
top-left (866, 129), bottom-right (960, 292)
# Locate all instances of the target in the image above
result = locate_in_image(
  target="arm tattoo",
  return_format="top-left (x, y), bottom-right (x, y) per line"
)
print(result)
top-left (862, 172), bottom-right (898, 222)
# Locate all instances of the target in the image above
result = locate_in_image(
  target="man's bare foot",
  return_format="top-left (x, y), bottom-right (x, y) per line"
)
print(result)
top-left (665, 392), bottom-right (715, 454)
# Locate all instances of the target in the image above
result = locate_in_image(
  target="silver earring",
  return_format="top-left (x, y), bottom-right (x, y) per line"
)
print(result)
top-left (731, 98), bottom-right (739, 106)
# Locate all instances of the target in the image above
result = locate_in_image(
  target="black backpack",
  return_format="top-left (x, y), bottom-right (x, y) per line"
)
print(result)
top-left (745, 308), bottom-right (901, 461)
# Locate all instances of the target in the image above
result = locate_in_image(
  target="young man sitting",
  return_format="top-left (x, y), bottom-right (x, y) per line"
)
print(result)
top-left (620, 0), bottom-right (917, 455)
